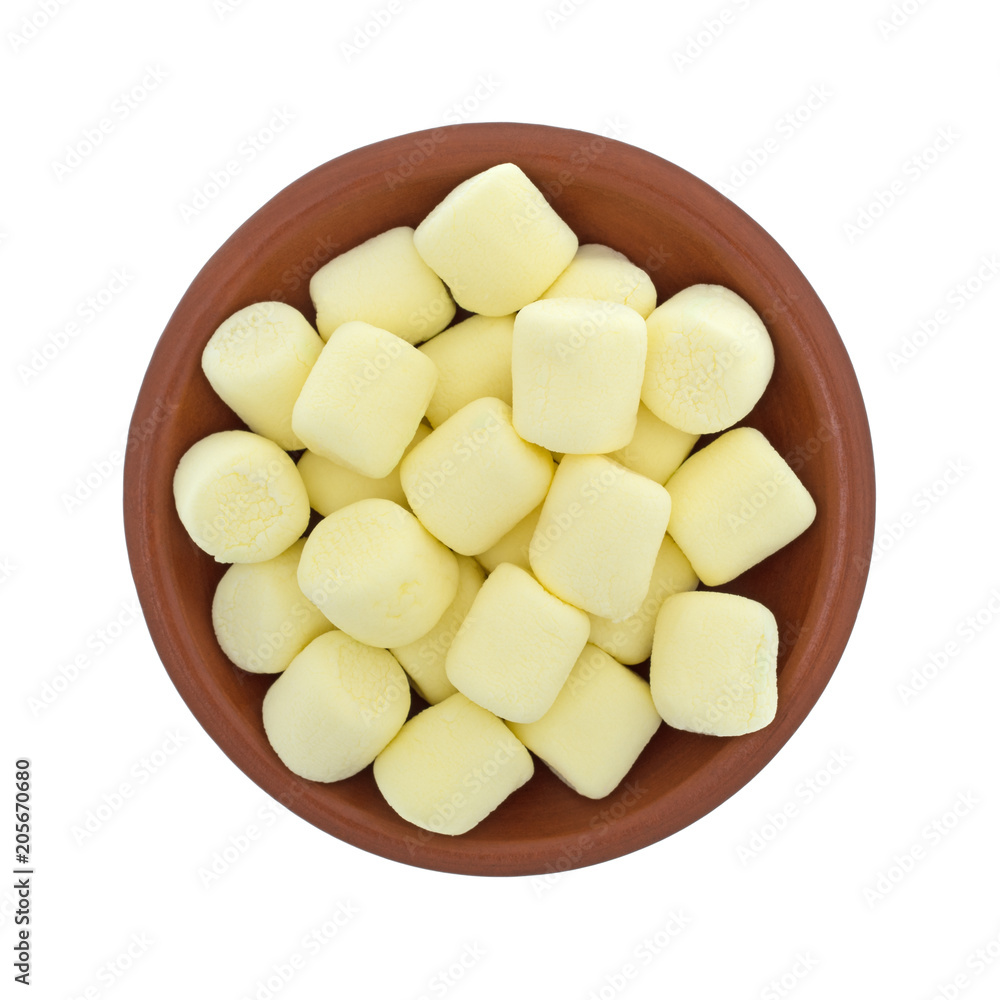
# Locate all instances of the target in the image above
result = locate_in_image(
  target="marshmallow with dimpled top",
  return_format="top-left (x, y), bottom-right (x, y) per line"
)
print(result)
top-left (400, 397), bottom-right (555, 556)
top-left (173, 429), bottom-right (310, 564)
top-left (512, 297), bottom-right (647, 454)
top-left (201, 301), bottom-right (324, 450)
top-left (445, 562), bottom-right (590, 724)
top-left (607, 402), bottom-right (699, 485)
top-left (529, 455), bottom-right (672, 622)
top-left (664, 426), bottom-right (816, 587)
top-left (413, 162), bottom-right (578, 316)
top-left (297, 499), bottom-right (459, 648)
top-left (291, 320), bottom-right (437, 479)
top-left (390, 555), bottom-right (485, 705)
top-left (508, 644), bottom-right (661, 799)
top-left (473, 503), bottom-right (542, 575)
top-left (309, 226), bottom-right (455, 344)
top-left (296, 423), bottom-right (432, 517)
top-left (212, 539), bottom-right (332, 674)
top-left (539, 244), bottom-right (657, 319)
top-left (642, 283), bottom-right (774, 434)
top-left (418, 314), bottom-right (515, 427)
top-left (650, 591), bottom-right (778, 736)
top-left (262, 631), bottom-right (410, 782)
top-left (373, 693), bottom-right (534, 835)
top-left (587, 533), bottom-right (699, 666)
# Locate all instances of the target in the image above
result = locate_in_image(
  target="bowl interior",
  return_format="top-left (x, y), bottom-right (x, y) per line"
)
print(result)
top-left (124, 123), bottom-right (875, 876)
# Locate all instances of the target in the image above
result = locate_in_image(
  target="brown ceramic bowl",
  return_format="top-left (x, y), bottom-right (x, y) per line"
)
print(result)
top-left (123, 122), bottom-right (875, 876)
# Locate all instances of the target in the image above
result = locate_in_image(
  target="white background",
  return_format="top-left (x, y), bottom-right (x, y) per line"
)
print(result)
top-left (4, 0), bottom-right (1000, 996)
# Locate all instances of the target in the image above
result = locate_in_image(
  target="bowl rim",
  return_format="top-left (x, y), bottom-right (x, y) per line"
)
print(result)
top-left (123, 121), bottom-right (876, 876)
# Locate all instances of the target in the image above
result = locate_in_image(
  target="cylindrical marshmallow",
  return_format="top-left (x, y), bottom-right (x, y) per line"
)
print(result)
top-left (538, 244), bottom-right (657, 318)
top-left (445, 562), bottom-right (590, 724)
top-left (173, 429), bottom-right (309, 563)
top-left (212, 539), bottom-right (332, 673)
top-left (373, 693), bottom-right (534, 836)
top-left (508, 644), bottom-right (661, 799)
top-left (642, 283), bottom-right (775, 434)
top-left (512, 297), bottom-right (647, 454)
top-left (296, 423), bottom-right (432, 517)
top-left (400, 397), bottom-right (555, 556)
top-left (606, 402), bottom-right (699, 485)
top-left (297, 499), bottom-right (459, 648)
top-left (650, 591), bottom-right (778, 736)
top-left (529, 455), bottom-right (672, 622)
top-left (291, 320), bottom-right (438, 478)
top-left (390, 555), bottom-right (485, 705)
top-left (413, 162), bottom-right (578, 316)
top-left (201, 301), bottom-right (324, 450)
top-left (587, 533), bottom-right (699, 666)
top-left (309, 226), bottom-right (455, 344)
top-left (664, 426), bottom-right (817, 586)
top-left (262, 631), bottom-right (410, 781)
top-left (418, 314), bottom-right (515, 427)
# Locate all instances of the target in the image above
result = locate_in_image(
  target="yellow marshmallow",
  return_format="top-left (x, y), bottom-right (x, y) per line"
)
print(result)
top-left (309, 226), bottom-right (455, 344)
top-left (212, 540), bottom-right (332, 673)
top-left (297, 499), bottom-right (459, 648)
top-left (512, 297), bottom-right (647, 454)
top-left (262, 631), bottom-right (410, 781)
top-left (291, 320), bottom-right (437, 478)
top-left (508, 644), bottom-right (661, 799)
top-left (390, 555), bottom-right (485, 705)
top-left (445, 563), bottom-right (590, 724)
top-left (418, 314), bottom-right (515, 427)
top-left (373, 693), bottom-right (534, 836)
top-left (201, 301), bottom-right (324, 450)
top-left (606, 402), bottom-right (699, 485)
top-left (650, 591), bottom-right (778, 736)
top-left (473, 503), bottom-right (542, 575)
top-left (413, 162), bottom-right (578, 316)
top-left (529, 455), bottom-right (672, 622)
top-left (296, 423), bottom-right (432, 517)
top-left (400, 397), bottom-right (555, 556)
top-left (539, 244), bottom-right (657, 318)
top-left (642, 284), bottom-right (775, 434)
top-left (665, 426), bottom-right (817, 586)
top-left (173, 429), bottom-right (309, 564)
top-left (587, 533), bottom-right (699, 666)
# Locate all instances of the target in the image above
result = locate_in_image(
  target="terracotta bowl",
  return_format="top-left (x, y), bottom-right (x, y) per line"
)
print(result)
top-left (123, 122), bottom-right (875, 876)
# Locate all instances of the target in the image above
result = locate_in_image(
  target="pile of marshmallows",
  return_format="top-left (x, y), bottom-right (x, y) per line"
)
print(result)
top-left (174, 163), bottom-right (817, 837)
